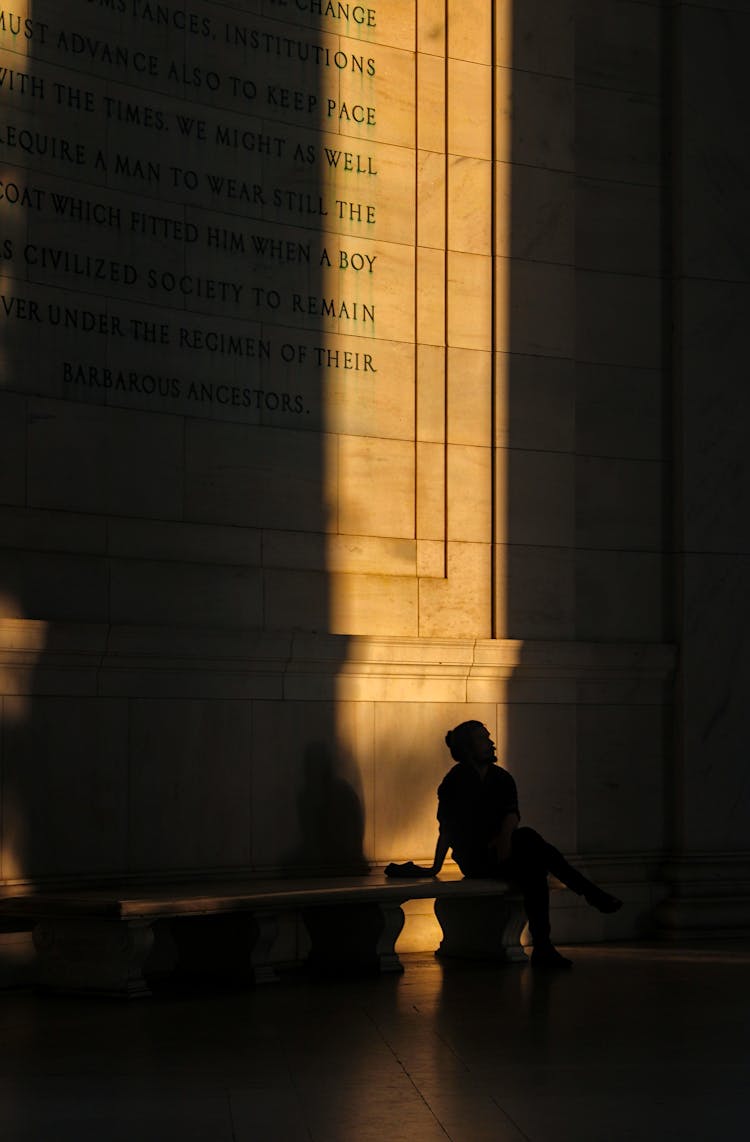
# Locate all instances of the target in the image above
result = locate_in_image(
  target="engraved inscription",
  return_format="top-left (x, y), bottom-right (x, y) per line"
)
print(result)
top-left (0, 1), bottom-right (411, 426)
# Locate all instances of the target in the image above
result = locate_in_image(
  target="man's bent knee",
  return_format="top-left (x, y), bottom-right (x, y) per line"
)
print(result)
top-left (512, 826), bottom-right (545, 852)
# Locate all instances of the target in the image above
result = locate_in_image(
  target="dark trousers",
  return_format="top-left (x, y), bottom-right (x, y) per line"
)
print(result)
top-left (460, 827), bottom-right (595, 947)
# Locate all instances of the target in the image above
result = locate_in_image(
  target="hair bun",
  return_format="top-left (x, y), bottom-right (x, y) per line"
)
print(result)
top-left (445, 719), bottom-right (485, 762)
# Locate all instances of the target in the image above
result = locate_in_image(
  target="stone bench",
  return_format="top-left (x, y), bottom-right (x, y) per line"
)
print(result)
top-left (0, 873), bottom-right (526, 998)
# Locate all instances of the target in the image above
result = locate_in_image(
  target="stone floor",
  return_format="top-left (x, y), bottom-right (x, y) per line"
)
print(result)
top-left (0, 941), bottom-right (748, 1141)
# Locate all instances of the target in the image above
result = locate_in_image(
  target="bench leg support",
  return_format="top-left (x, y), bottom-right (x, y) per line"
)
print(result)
top-left (303, 901), bottom-right (406, 976)
top-left (169, 911), bottom-right (281, 985)
top-left (33, 919), bottom-right (155, 997)
top-left (434, 895), bottom-right (527, 963)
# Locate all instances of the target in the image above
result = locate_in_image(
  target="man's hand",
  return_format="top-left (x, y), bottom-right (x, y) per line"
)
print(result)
top-left (385, 831), bottom-right (450, 879)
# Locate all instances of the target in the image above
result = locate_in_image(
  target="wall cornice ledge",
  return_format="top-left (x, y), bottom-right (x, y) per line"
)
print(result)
top-left (0, 620), bottom-right (675, 701)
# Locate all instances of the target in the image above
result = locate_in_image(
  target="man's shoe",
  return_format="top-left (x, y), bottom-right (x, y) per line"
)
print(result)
top-left (530, 944), bottom-right (573, 970)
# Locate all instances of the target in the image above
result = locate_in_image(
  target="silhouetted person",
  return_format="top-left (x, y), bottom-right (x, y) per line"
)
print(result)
top-left (399, 720), bottom-right (622, 969)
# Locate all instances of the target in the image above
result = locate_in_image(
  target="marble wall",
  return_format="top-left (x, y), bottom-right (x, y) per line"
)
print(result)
top-left (660, 0), bottom-right (750, 935)
top-left (1, 0), bottom-right (744, 971)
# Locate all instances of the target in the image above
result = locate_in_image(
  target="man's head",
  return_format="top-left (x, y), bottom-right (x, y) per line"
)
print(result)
top-left (445, 721), bottom-right (497, 766)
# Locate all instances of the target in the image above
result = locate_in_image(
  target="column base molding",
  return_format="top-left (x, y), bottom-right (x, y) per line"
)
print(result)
top-left (658, 854), bottom-right (750, 938)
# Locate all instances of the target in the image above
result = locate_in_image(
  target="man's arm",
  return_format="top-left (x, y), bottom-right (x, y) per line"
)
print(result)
top-left (429, 829), bottom-right (450, 875)
top-left (406, 829), bottom-right (450, 876)
top-left (488, 811), bottom-right (520, 862)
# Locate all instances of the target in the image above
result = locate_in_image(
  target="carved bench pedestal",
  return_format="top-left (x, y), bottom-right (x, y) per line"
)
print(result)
top-left (33, 919), bottom-right (155, 998)
top-left (169, 911), bottom-right (281, 985)
top-left (435, 894), bottom-right (527, 963)
top-left (303, 901), bottom-right (406, 976)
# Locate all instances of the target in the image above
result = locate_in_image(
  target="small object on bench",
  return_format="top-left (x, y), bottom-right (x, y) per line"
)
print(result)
top-left (0, 874), bottom-right (526, 997)
top-left (384, 861), bottom-right (434, 878)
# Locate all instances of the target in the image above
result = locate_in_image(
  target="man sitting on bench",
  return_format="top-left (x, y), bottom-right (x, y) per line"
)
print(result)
top-left (389, 720), bottom-right (622, 970)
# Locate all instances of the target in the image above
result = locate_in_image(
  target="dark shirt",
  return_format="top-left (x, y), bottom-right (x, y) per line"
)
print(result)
top-left (437, 762), bottom-right (520, 875)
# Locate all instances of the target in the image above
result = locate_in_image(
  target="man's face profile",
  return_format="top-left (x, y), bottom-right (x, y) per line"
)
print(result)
top-left (468, 725), bottom-right (496, 766)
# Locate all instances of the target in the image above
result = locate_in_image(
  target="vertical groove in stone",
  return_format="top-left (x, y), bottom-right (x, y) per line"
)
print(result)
top-left (443, 0), bottom-right (450, 577)
top-left (490, 0), bottom-right (498, 638)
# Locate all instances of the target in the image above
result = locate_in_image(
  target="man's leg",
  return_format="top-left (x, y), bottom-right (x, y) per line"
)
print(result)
top-left (510, 828), bottom-right (622, 913)
top-left (504, 828), bottom-right (621, 968)
top-left (503, 830), bottom-right (552, 945)
top-left (509, 826), bottom-right (621, 913)
top-left (499, 828), bottom-right (570, 968)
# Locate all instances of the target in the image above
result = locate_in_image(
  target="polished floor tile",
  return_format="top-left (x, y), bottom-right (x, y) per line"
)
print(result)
top-left (1, 942), bottom-right (749, 1141)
